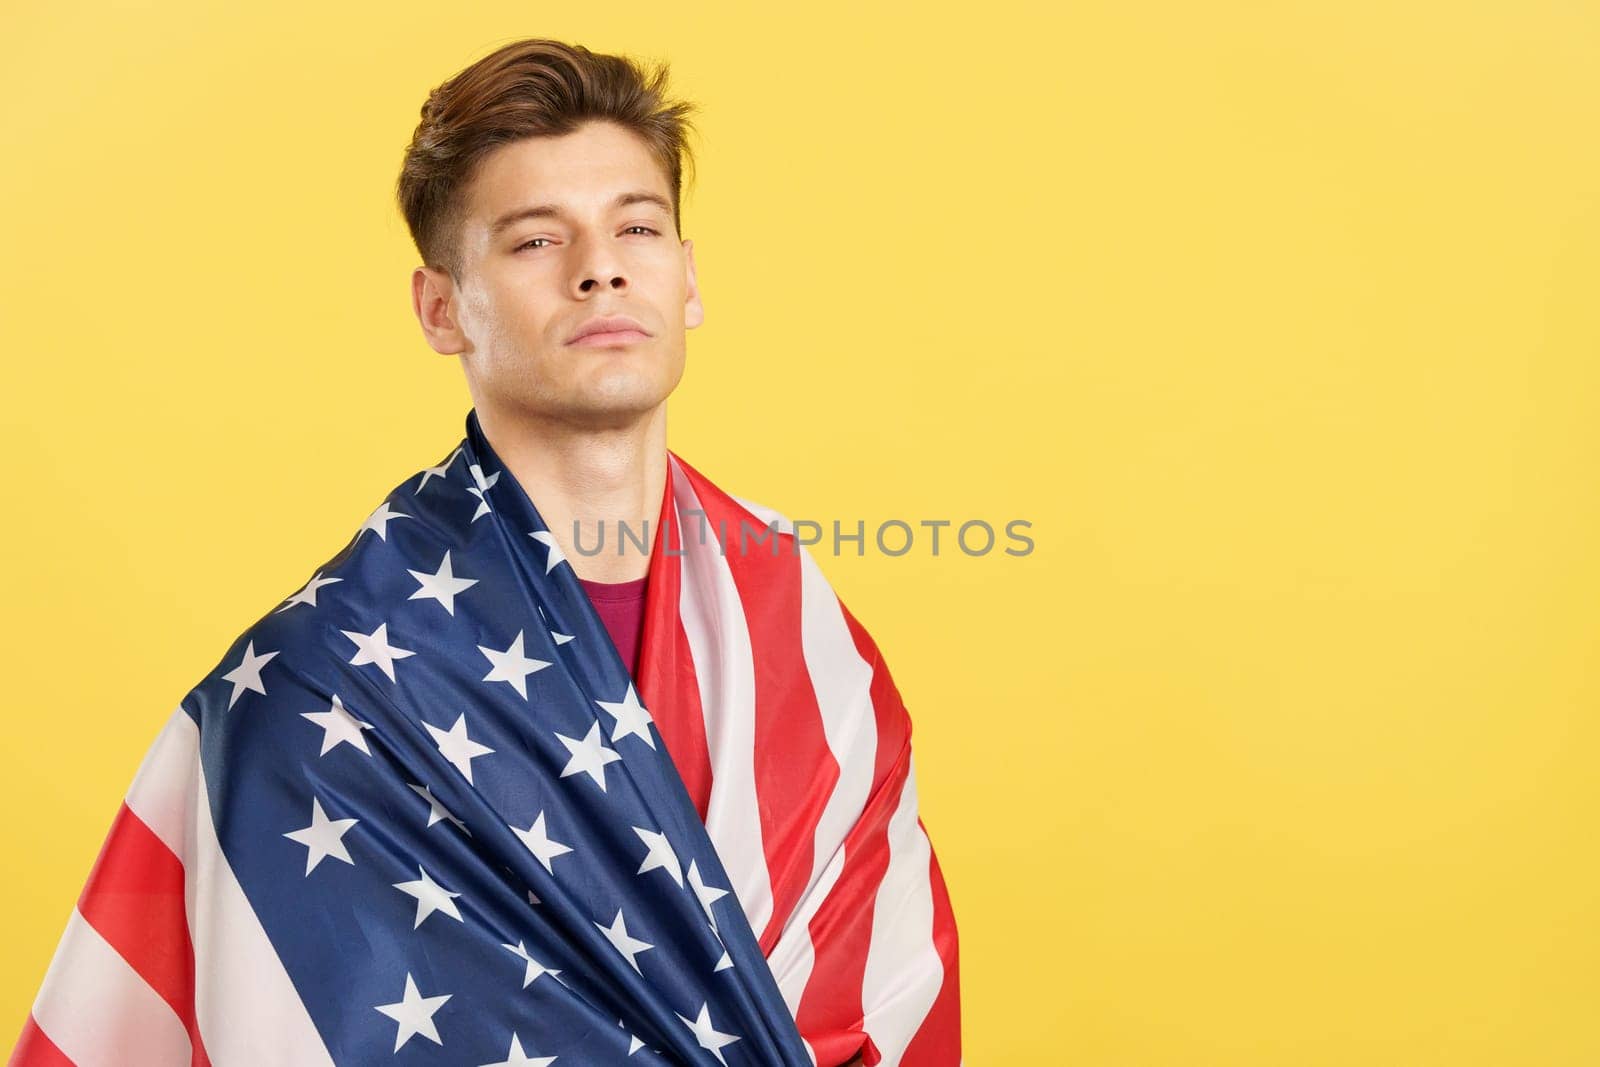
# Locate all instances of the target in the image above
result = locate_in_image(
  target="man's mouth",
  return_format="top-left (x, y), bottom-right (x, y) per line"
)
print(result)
top-left (565, 314), bottom-right (652, 346)
top-left (567, 328), bottom-right (651, 347)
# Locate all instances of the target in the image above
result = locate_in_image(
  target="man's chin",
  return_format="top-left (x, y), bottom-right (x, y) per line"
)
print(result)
top-left (577, 366), bottom-right (680, 412)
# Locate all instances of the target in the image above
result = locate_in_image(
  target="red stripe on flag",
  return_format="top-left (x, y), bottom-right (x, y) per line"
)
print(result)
top-left (799, 737), bottom-right (912, 1066)
top-left (639, 479), bottom-right (714, 821)
top-left (7, 1014), bottom-right (75, 1067)
top-left (75, 803), bottom-right (211, 1067)
top-left (687, 470), bottom-right (838, 954)
top-left (793, 598), bottom-right (915, 1061)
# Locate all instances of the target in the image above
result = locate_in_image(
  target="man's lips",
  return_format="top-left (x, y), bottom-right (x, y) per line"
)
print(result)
top-left (566, 328), bottom-right (651, 347)
top-left (565, 314), bottom-right (652, 346)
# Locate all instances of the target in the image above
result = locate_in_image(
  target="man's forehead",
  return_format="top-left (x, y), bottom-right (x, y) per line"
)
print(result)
top-left (465, 129), bottom-right (672, 229)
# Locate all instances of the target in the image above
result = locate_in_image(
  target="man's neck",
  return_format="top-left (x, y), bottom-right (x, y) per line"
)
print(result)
top-left (473, 401), bottom-right (667, 583)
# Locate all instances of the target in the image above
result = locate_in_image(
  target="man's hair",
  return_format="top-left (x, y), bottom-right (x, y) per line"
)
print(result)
top-left (396, 38), bottom-right (698, 282)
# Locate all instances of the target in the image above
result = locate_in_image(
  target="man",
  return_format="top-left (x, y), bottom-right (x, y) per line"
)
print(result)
top-left (11, 38), bottom-right (960, 1066)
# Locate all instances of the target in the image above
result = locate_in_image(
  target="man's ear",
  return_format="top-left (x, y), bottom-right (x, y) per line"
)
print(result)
top-left (412, 265), bottom-right (469, 355)
top-left (682, 238), bottom-right (704, 329)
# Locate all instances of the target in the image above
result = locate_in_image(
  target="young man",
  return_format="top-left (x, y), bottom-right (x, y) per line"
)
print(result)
top-left (12, 39), bottom-right (960, 1067)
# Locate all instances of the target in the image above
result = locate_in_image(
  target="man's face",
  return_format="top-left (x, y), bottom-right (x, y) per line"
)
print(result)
top-left (417, 120), bottom-right (703, 429)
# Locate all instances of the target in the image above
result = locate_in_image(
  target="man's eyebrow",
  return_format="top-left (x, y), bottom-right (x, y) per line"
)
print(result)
top-left (488, 190), bottom-right (673, 237)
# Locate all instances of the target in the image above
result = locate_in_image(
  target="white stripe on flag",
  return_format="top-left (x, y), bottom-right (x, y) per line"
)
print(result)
top-left (859, 757), bottom-right (944, 1067)
top-left (172, 708), bottom-right (337, 1066)
top-left (30, 908), bottom-right (194, 1067)
top-left (121, 705), bottom-right (199, 859)
top-left (672, 461), bottom-right (776, 940)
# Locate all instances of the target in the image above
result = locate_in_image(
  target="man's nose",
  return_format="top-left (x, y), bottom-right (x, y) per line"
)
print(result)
top-left (573, 236), bottom-right (628, 295)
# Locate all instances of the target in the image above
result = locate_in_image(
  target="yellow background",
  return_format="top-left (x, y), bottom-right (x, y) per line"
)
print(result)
top-left (3, 2), bottom-right (1597, 1063)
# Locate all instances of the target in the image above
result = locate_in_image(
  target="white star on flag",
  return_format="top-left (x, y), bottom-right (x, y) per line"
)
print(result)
top-left (556, 721), bottom-right (624, 792)
top-left (424, 713), bottom-right (495, 783)
top-left (283, 796), bottom-right (357, 875)
top-left (478, 1034), bottom-right (556, 1067)
top-left (341, 622), bottom-right (415, 682)
top-left (277, 570), bottom-right (341, 612)
top-left (618, 1017), bottom-right (645, 1055)
top-left (407, 783), bottom-right (469, 834)
top-left (414, 447), bottom-right (461, 493)
top-left (529, 530), bottom-right (567, 573)
top-left (300, 694), bottom-right (373, 756)
top-left (221, 640), bottom-right (278, 710)
top-left (594, 908), bottom-right (653, 974)
top-left (513, 811), bottom-right (573, 874)
top-left (407, 550), bottom-right (479, 615)
top-left (373, 973), bottom-right (450, 1052)
top-left (467, 463), bottom-right (499, 521)
top-left (676, 1002), bottom-right (741, 1065)
top-left (688, 860), bottom-right (730, 933)
top-left (393, 865), bottom-right (463, 929)
top-left (479, 630), bottom-right (551, 699)
top-left (499, 940), bottom-right (561, 987)
top-left (632, 826), bottom-right (684, 887)
top-left (596, 682), bottom-right (655, 749)
top-left (359, 500), bottom-right (410, 540)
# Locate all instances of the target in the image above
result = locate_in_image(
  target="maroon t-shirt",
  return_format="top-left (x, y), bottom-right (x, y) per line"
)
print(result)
top-left (576, 574), bottom-right (649, 679)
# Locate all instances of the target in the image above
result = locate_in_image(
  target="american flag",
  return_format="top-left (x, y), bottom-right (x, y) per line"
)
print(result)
top-left (11, 410), bottom-right (961, 1066)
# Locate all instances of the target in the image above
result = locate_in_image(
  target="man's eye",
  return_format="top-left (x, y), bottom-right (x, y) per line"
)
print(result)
top-left (516, 229), bottom-right (654, 252)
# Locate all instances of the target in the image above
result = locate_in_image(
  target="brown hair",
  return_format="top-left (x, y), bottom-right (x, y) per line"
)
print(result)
top-left (396, 38), bottom-right (698, 281)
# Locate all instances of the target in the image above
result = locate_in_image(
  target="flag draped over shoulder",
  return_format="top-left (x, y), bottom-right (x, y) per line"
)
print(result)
top-left (10, 409), bottom-right (961, 1067)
